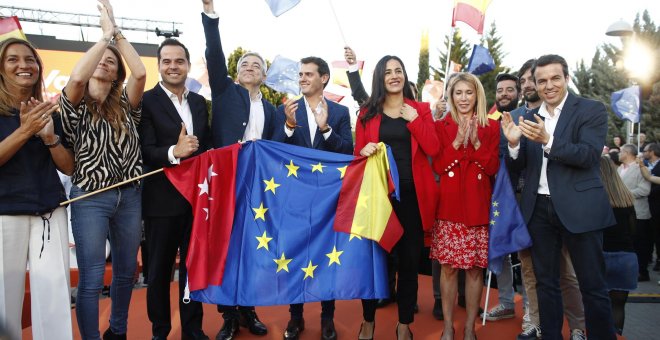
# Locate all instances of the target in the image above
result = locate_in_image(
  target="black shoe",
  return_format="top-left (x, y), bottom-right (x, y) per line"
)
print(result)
top-left (239, 309), bottom-right (268, 335)
top-left (321, 319), bottom-right (337, 340)
top-left (283, 318), bottom-right (305, 340)
top-left (152, 336), bottom-right (167, 340)
top-left (375, 298), bottom-right (392, 308)
top-left (216, 318), bottom-right (239, 340)
top-left (183, 329), bottom-right (210, 340)
top-left (103, 328), bottom-right (127, 340)
top-left (516, 325), bottom-right (541, 340)
top-left (432, 299), bottom-right (444, 320)
top-left (639, 272), bottom-right (651, 282)
top-left (653, 261), bottom-right (660, 272)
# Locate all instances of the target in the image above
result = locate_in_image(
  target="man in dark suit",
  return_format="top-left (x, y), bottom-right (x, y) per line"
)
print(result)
top-left (271, 56), bottom-right (352, 340)
top-left (201, 1), bottom-right (272, 339)
top-left (502, 54), bottom-right (616, 340)
top-left (139, 39), bottom-right (211, 340)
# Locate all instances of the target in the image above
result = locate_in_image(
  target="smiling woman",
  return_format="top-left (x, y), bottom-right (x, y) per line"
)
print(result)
top-left (58, 0), bottom-right (147, 339)
top-left (0, 37), bottom-right (75, 340)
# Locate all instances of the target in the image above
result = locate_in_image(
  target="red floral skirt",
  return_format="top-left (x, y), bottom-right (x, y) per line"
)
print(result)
top-left (430, 219), bottom-right (489, 269)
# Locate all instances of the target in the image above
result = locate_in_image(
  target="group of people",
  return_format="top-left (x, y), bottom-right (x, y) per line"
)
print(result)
top-left (0, 1), bottom-right (645, 340)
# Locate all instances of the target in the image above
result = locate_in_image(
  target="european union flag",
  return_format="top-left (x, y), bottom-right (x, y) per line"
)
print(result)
top-left (466, 44), bottom-right (495, 76)
top-left (265, 0), bottom-right (301, 17)
top-left (611, 85), bottom-right (640, 123)
top-left (265, 55), bottom-right (300, 96)
top-left (488, 159), bottom-right (532, 275)
top-left (190, 140), bottom-right (389, 306)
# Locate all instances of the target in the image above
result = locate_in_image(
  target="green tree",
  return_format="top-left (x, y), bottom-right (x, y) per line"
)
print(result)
top-left (416, 29), bottom-right (430, 100)
top-left (432, 27), bottom-right (470, 81)
top-left (572, 10), bottom-right (659, 143)
top-left (226, 47), bottom-right (287, 107)
top-left (478, 22), bottom-right (510, 108)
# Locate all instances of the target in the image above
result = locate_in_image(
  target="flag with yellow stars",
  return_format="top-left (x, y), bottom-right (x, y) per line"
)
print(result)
top-left (188, 140), bottom-right (391, 306)
top-left (488, 159), bottom-right (532, 275)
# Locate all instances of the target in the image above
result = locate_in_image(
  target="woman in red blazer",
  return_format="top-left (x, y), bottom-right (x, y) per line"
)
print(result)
top-left (432, 73), bottom-right (499, 340)
top-left (354, 55), bottom-right (438, 340)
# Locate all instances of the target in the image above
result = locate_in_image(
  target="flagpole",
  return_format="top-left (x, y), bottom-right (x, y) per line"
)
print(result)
top-left (443, 26), bottom-right (455, 93)
top-left (482, 270), bottom-right (492, 326)
top-left (59, 168), bottom-right (164, 206)
top-left (327, 0), bottom-right (347, 46)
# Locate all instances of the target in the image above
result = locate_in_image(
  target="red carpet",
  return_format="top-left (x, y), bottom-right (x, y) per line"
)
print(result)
top-left (23, 275), bottom-right (625, 339)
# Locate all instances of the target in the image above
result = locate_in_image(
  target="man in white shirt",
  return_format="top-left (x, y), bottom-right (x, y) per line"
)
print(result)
top-left (501, 54), bottom-right (616, 340)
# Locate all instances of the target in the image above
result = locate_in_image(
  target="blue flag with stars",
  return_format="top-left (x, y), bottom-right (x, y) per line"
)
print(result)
top-left (611, 85), bottom-right (640, 123)
top-left (190, 140), bottom-right (389, 306)
top-left (488, 159), bottom-right (532, 275)
top-left (265, 55), bottom-right (300, 96)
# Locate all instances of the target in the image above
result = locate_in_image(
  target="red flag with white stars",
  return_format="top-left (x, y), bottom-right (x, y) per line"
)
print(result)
top-left (164, 144), bottom-right (240, 290)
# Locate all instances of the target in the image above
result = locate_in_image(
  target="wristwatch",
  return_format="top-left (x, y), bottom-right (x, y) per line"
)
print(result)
top-left (113, 30), bottom-right (126, 42)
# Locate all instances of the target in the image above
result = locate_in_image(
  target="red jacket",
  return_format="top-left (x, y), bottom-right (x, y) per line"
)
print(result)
top-left (355, 99), bottom-right (439, 231)
top-left (433, 115), bottom-right (500, 227)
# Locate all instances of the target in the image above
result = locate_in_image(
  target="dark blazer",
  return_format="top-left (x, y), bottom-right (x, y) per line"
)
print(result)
top-left (271, 97), bottom-right (353, 154)
top-left (508, 93), bottom-right (615, 233)
top-left (139, 84), bottom-right (211, 217)
top-left (202, 13), bottom-right (275, 148)
top-left (649, 164), bottom-right (660, 217)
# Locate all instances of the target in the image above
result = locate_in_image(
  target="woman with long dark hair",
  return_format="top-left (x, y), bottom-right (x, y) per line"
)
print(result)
top-left (354, 55), bottom-right (439, 340)
top-left (599, 155), bottom-right (638, 335)
top-left (433, 73), bottom-right (499, 340)
top-left (0, 37), bottom-right (74, 340)
top-left (60, 1), bottom-right (146, 339)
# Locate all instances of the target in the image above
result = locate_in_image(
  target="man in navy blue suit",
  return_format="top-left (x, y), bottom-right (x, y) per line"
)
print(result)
top-left (271, 56), bottom-right (352, 340)
top-left (502, 54), bottom-right (616, 340)
top-left (201, 0), bottom-right (272, 339)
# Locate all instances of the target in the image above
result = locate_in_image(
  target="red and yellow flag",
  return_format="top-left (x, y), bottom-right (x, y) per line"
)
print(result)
top-left (331, 60), bottom-right (364, 88)
top-left (452, 0), bottom-right (491, 34)
top-left (0, 16), bottom-right (27, 42)
top-left (334, 143), bottom-right (403, 252)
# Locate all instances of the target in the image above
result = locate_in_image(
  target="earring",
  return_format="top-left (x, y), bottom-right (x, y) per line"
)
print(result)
top-left (112, 80), bottom-right (118, 88)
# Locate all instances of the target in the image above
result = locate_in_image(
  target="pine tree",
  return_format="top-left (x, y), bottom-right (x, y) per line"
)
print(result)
top-left (416, 29), bottom-right (430, 100)
top-left (478, 22), bottom-right (510, 108)
top-left (226, 47), bottom-right (287, 107)
top-left (433, 28), bottom-right (470, 81)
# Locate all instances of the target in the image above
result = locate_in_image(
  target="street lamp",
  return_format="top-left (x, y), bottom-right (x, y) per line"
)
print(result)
top-left (606, 19), bottom-right (635, 144)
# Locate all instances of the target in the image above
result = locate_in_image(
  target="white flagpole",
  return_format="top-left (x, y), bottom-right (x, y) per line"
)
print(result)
top-left (443, 26), bottom-right (455, 93)
top-left (482, 270), bottom-right (492, 326)
top-left (327, 0), bottom-right (347, 46)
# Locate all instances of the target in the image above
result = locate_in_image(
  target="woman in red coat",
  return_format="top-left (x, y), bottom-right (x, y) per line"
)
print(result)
top-left (433, 73), bottom-right (499, 340)
top-left (354, 55), bottom-right (439, 340)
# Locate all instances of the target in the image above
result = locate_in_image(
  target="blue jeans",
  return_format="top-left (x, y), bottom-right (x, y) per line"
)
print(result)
top-left (70, 184), bottom-right (142, 340)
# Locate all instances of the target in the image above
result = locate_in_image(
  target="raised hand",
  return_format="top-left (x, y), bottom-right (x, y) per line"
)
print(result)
top-left (313, 96), bottom-right (329, 130)
top-left (468, 116), bottom-right (480, 148)
top-left (173, 123), bottom-right (199, 158)
top-left (519, 114), bottom-right (550, 145)
top-left (344, 46), bottom-right (357, 66)
top-left (19, 98), bottom-right (58, 138)
top-left (97, 0), bottom-right (114, 40)
top-left (452, 116), bottom-right (469, 149)
top-left (359, 142), bottom-right (380, 157)
top-left (433, 98), bottom-right (447, 120)
top-left (400, 103), bottom-right (419, 122)
top-left (283, 97), bottom-right (299, 127)
top-left (501, 111), bottom-right (522, 147)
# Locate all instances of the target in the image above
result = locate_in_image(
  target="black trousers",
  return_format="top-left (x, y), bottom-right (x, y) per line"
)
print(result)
top-left (363, 180), bottom-right (423, 324)
top-left (289, 300), bottom-right (335, 320)
top-left (528, 196), bottom-right (615, 340)
top-left (145, 213), bottom-right (203, 337)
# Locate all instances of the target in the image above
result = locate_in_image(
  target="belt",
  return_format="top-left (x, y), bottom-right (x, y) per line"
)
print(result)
top-left (538, 194), bottom-right (551, 199)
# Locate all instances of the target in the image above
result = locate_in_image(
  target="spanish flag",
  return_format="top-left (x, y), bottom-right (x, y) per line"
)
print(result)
top-left (487, 103), bottom-right (502, 120)
top-left (452, 0), bottom-right (491, 34)
top-left (331, 60), bottom-right (364, 88)
top-left (0, 17), bottom-right (27, 42)
top-left (334, 143), bottom-right (403, 252)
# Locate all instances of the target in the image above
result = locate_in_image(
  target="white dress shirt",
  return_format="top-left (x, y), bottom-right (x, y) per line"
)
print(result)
top-left (242, 91), bottom-right (265, 141)
top-left (509, 93), bottom-right (569, 195)
top-left (283, 97), bottom-right (332, 142)
top-left (161, 83), bottom-right (193, 165)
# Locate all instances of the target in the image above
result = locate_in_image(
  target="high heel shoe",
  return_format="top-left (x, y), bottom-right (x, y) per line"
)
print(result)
top-left (440, 327), bottom-right (454, 340)
top-left (358, 320), bottom-right (375, 340)
top-left (395, 322), bottom-right (413, 340)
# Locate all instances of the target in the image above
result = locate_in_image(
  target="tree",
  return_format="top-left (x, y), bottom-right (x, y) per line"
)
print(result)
top-left (572, 10), bottom-right (659, 143)
top-left (416, 29), bottom-right (430, 100)
top-left (477, 22), bottom-right (510, 107)
top-left (432, 27), bottom-right (470, 81)
top-left (226, 47), bottom-right (287, 107)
